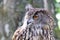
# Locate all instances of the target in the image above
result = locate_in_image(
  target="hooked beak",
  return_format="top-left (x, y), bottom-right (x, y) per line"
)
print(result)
top-left (27, 21), bottom-right (31, 24)
top-left (27, 19), bottom-right (34, 24)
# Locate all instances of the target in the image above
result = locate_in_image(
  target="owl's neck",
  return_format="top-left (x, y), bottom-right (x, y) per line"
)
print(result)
top-left (23, 19), bottom-right (28, 26)
top-left (22, 20), bottom-right (28, 30)
top-left (22, 14), bottom-right (28, 29)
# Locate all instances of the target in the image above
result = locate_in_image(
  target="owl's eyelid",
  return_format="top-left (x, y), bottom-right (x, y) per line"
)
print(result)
top-left (35, 15), bottom-right (38, 16)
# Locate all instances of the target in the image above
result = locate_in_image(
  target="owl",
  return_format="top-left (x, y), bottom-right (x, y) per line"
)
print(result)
top-left (12, 4), bottom-right (55, 40)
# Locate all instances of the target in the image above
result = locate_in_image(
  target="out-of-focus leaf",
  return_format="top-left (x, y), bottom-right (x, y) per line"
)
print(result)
top-left (58, 20), bottom-right (60, 29)
top-left (55, 8), bottom-right (60, 13)
top-left (56, 13), bottom-right (60, 20)
top-left (54, 27), bottom-right (60, 39)
top-left (56, 0), bottom-right (60, 2)
top-left (55, 3), bottom-right (60, 8)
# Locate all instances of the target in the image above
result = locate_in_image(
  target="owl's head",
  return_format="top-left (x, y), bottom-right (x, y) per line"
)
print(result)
top-left (26, 8), bottom-right (51, 25)
top-left (25, 4), bottom-right (53, 27)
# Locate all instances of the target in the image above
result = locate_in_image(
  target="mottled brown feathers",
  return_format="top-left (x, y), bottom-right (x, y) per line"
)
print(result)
top-left (12, 8), bottom-right (55, 40)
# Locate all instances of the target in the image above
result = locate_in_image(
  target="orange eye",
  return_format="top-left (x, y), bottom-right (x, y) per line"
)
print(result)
top-left (33, 15), bottom-right (38, 19)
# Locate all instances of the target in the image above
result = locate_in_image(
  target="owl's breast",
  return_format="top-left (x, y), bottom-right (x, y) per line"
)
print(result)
top-left (16, 23), bottom-right (54, 40)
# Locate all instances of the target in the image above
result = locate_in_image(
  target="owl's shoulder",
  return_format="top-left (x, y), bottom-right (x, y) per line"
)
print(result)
top-left (12, 26), bottom-right (23, 40)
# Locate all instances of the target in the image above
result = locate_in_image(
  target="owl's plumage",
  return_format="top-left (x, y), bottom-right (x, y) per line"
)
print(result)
top-left (12, 4), bottom-right (55, 40)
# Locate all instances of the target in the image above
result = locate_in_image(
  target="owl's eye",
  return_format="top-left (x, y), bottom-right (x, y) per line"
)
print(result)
top-left (33, 15), bottom-right (38, 19)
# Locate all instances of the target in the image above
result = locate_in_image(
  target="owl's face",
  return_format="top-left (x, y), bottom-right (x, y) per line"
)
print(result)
top-left (27, 8), bottom-right (45, 24)
top-left (26, 8), bottom-right (52, 26)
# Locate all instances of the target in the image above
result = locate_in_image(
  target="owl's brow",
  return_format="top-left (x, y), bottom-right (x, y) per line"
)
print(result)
top-left (35, 11), bottom-right (40, 14)
top-left (35, 9), bottom-right (48, 15)
top-left (40, 9), bottom-right (50, 14)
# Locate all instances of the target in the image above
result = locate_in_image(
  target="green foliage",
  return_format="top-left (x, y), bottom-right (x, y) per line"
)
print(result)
top-left (55, 3), bottom-right (60, 13)
top-left (55, 8), bottom-right (60, 13)
top-left (54, 27), bottom-right (60, 39)
top-left (54, 0), bottom-right (60, 40)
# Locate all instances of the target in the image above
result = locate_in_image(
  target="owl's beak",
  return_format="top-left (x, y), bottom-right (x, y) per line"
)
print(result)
top-left (27, 21), bottom-right (31, 24)
top-left (27, 19), bottom-right (34, 24)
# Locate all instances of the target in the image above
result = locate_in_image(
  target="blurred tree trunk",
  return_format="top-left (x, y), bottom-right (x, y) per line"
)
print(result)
top-left (3, 0), bottom-right (18, 40)
top-left (32, 0), bottom-right (44, 8)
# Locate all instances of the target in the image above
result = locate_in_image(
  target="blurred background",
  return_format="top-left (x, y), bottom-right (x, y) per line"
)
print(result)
top-left (0, 0), bottom-right (60, 40)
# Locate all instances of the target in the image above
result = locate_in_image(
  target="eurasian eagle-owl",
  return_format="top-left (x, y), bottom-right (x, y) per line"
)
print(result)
top-left (12, 4), bottom-right (55, 40)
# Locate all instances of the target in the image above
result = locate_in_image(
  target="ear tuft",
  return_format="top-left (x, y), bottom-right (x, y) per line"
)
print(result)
top-left (25, 4), bottom-right (33, 11)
